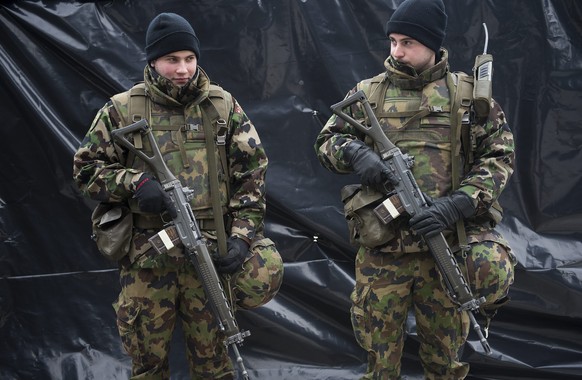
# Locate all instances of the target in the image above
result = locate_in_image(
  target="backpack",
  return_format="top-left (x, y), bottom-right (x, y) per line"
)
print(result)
top-left (359, 70), bottom-right (500, 250)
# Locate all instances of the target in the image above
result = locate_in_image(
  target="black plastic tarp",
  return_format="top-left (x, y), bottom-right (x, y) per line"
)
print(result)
top-left (1, 1), bottom-right (581, 379)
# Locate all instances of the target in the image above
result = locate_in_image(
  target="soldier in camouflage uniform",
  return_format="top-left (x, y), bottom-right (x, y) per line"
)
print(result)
top-left (73, 13), bottom-right (283, 379)
top-left (315, 0), bottom-right (515, 378)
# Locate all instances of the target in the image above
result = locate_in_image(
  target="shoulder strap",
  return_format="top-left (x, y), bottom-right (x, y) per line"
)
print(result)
top-left (200, 84), bottom-right (233, 256)
top-left (447, 71), bottom-right (475, 252)
top-left (204, 83), bottom-right (233, 196)
top-left (356, 73), bottom-right (389, 146)
top-left (358, 73), bottom-right (389, 116)
top-left (447, 72), bottom-right (475, 182)
top-left (111, 83), bottom-right (149, 165)
top-left (110, 82), bottom-right (148, 126)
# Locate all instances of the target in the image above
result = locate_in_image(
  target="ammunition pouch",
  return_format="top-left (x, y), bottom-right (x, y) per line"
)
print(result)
top-left (341, 184), bottom-right (396, 248)
top-left (91, 203), bottom-right (133, 261)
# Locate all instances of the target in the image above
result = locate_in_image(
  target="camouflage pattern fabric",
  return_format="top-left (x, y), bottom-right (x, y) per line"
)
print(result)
top-left (464, 240), bottom-right (515, 306)
top-left (232, 236), bottom-right (284, 310)
top-left (113, 234), bottom-right (283, 379)
top-left (114, 263), bottom-right (235, 379)
top-left (351, 239), bottom-right (514, 379)
top-left (73, 65), bottom-right (268, 265)
top-left (351, 248), bottom-right (470, 379)
top-left (315, 48), bottom-right (515, 379)
top-left (73, 65), bottom-right (275, 378)
top-left (315, 49), bottom-right (515, 254)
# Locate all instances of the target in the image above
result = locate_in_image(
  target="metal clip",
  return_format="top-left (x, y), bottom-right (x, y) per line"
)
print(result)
top-left (216, 119), bottom-right (227, 145)
top-left (185, 123), bottom-right (200, 131)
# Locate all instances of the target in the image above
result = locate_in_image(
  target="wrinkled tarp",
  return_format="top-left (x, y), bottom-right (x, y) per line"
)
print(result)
top-left (1, 1), bottom-right (581, 379)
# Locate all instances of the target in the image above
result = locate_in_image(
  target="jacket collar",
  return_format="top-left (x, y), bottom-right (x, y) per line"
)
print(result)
top-left (384, 48), bottom-right (449, 90)
top-left (143, 65), bottom-right (211, 107)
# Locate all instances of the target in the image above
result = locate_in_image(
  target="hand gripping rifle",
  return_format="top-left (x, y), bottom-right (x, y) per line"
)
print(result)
top-left (111, 119), bottom-right (251, 378)
top-left (331, 90), bottom-right (492, 354)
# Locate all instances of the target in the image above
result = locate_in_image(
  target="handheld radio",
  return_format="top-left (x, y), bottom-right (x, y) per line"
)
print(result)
top-left (473, 23), bottom-right (493, 118)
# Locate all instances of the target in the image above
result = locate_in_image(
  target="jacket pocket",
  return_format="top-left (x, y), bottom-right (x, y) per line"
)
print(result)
top-left (341, 184), bottom-right (396, 248)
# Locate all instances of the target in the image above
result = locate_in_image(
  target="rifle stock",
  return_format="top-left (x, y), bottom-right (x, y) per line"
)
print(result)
top-left (331, 90), bottom-right (491, 354)
top-left (111, 119), bottom-right (251, 378)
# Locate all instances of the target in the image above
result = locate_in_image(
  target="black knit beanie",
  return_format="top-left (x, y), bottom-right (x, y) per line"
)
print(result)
top-left (145, 13), bottom-right (201, 62)
top-left (385, 0), bottom-right (447, 53)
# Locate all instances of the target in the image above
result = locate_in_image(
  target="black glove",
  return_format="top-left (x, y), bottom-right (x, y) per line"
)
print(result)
top-left (344, 140), bottom-right (399, 192)
top-left (409, 191), bottom-right (476, 237)
top-left (215, 236), bottom-right (250, 274)
top-left (134, 173), bottom-right (177, 219)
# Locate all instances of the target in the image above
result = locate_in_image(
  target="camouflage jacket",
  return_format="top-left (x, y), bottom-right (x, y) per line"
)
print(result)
top-left (314, 49), bottom-right (515, 253)
top-left (74, 66), bottom-right (268, 265)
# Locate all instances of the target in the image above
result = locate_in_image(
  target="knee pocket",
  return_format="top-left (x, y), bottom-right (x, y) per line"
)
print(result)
top-left (114, 295), bottom-right (142, 357)
top-left (350, 284), bottom-right (372, 351)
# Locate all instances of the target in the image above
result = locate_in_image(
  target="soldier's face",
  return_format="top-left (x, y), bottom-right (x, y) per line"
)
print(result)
top-left (151, 50), bottom-right (198, 87)
top-left (389, 33), bottom-right (436, 73)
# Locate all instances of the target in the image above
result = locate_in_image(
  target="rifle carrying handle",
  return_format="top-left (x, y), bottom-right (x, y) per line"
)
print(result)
top-left (111, 119), bottom-right (176, 184)
top-left (330, 90), bottom-right (397, 154)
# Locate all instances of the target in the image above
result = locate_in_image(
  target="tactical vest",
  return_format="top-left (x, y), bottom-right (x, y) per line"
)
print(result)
top-left (110, 82), bottom-right (233, 229)
top-left (357, 70), bottom-right (500, 251)
top-left (358, 71), bottom-right (475, 188)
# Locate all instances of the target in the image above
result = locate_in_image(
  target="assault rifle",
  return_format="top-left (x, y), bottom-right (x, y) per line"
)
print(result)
top-left (111, 119), bottom-right (251, 378)
top-left (331, 90), bottom-right (492, 354)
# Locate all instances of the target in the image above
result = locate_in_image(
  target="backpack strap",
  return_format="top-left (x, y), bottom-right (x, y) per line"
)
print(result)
top-left (193, 83), bottom-right (233, 255)
top-left (110, 83), bottom-right (149, 166)
top-left (447, 71), bottom-right (474, 252)
top-left (200, 84), bottom-right (233, 256)
top-left (360, 73), bottom-right (389, 117)
top-left (356, 73), bottom-right (390, 147)
top-left (206, 84), bottom-right (233, 198)
top-left (447, 72), bottom-right (474, 188)
top-left (201, 102), bottom-right (228, 257)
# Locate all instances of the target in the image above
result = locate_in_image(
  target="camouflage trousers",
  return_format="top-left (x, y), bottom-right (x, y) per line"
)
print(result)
top-left (351, 240), bottom-right (515, 380)
top-left (114, 262), bottom-right (235, 380)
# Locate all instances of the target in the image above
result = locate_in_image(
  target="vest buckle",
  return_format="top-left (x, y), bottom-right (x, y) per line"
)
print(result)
top-left (216, 119), bottom-right (227, 145)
